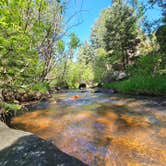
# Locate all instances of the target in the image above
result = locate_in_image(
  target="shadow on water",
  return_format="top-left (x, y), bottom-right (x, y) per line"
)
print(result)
top-left (0, 135), bottom-right (88, 166)
top-left (11, 92), bottom-right (166, 166)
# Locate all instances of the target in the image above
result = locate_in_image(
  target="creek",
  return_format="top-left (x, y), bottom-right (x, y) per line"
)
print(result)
top-left (11, 91), bottom-right (166, 166)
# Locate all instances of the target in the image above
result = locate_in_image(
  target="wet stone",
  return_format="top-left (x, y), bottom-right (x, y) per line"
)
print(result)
top-left (0, 122), bottom-right (88, 166)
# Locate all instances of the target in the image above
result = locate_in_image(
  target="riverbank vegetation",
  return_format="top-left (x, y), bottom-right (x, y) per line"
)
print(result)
top-left (58, 0), bottom-right (166, 96)
top-left (0, 0), bottom-right (166, 113)
top-left (79, 0), bottom-right (165, 96)
top-left (0, 0), bottom-right (80, 112)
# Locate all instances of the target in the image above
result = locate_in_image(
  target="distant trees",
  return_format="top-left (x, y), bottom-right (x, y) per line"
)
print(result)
top-left (91, 1), bottom-right (142, 72)
top-left (156, 25), bottom-right (166, 53)
top-left (78, 41), bottom-right (94, 65)
top-left (76, 41), bottom-right (94, 84)
top-left (0, 0), bottom-right (165, 105)
top-left (91, 9), bottom-right (109, 49)
top-left (54, 33), bottom-right (80, 87)
top-left (149, 0), bottom-right (166, 48)
top-left (89, 0), bottom-right (166, 87)
top-left (150, 0), bottom-right (166, 67)
top-left (104, 2), bottom-right (141, 70)
top-left (93, 48), bottom-right (108, 82)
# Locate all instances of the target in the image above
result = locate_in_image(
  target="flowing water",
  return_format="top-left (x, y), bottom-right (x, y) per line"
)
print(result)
top-left (11, 91), bottom-right (166, 166)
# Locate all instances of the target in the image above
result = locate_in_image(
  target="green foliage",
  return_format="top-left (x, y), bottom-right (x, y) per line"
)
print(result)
top-left (105, 74), bottom-right (166, 96)
top-left (90, 1), bottom-right (145, 73)
top-left (78, 41), bottom-right (94, 65)
top-left (127, 54), bottom-right (162, 76)
top-left (156, 25), bottom-right (166, 52)
top-left (69, 33), bottom-right (80, 49)
top-left (31, 83), bottom-right (49, 93)
top-left (0, 0), bottom-right (63, 106)
top-left (0, 102), bottom-right (21, 112)
top-left (51, 33), bottom-right (80, 87)
top-left (105, 53), bottom-right (165, 96)
top-left (52, 40), bottom-right (95, 88)
top-left (90, 1), bottom-right (165, 97)
top-left (138, 33), bottom-right (158, 54)
top-left (0, 0), bottom-right (165, 110)
top-left (56, 40), bottom-right (65, 53)
top-left (91, 9), bottom-right (109, 49)
top-left (93, 48), bottom-right (108, 82)
top-left (104, 3), bottom-right (140, 69)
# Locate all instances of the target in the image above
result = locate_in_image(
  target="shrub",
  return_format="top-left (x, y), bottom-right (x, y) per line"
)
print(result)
top-left (0, 102), bottom-right (22, 112)
top-left (127, 54), bottom-right (162, 76)
top-left (31, 83), bottom-right (49, 93)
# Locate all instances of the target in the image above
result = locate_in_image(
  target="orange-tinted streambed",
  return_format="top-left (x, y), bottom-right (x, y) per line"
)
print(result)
top-left (11, 91), bottom-right (166, 166)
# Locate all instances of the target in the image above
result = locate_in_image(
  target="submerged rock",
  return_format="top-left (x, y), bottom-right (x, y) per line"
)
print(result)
top-left (94, 88), bottom-right (116, 94)
top-left (0, 121), bottom-right (88, 166)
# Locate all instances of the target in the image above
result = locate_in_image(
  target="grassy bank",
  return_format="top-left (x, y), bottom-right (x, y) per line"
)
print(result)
top-left (104, 75), bottom-right (166, 96)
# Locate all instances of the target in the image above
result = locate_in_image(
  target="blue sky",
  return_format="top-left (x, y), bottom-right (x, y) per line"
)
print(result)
top-left (64, 0), bottom-right (162, 43)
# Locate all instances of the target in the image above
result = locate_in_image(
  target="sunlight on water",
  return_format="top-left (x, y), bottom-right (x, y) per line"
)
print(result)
top-left (11, 92), bottom-right (166, 166)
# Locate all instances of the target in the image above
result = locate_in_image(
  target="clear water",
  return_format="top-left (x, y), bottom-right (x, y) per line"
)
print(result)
top-left (11, 91), bottom-right (166, 166)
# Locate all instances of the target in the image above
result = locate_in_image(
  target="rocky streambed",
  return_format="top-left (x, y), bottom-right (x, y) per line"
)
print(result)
top-left (1, 90), bottom-right (166, 166)
top-left (10, 91), bottom-right (166, 166)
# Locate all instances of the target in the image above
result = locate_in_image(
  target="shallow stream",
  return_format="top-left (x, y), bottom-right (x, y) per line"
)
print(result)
top-left (11, 91), bottom-right (166, 166)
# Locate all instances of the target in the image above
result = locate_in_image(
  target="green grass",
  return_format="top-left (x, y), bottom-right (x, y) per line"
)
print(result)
top-left (104, 75), bottom-right (166, 96)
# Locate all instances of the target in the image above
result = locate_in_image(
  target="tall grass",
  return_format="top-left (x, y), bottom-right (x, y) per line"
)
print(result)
top-left (105, 74), bottom-right (166, 96)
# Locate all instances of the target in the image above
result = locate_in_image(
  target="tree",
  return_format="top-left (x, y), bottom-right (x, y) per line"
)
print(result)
top-left (51, 33), bottom-right (80, 87)
top-left (78, 41), bottom-right (94, 65)
top-left (149, 0), bottom-right (166, 67)
top-left (93, 48), bottom-right (108, 82)
top-left (91, 9), bottom-right (109, 49)
top-left (156, 25), bottom-right (166, 53)
top-left (90, 1), bottom-right (143, 71)
top-left (76, 41), bottom-right (95, 83)
top-left (103, 2), bottom-right (140, 70)
top-left (61, 33), bottom-right (80, 85)
top-left (0, 0), bottom-right (63, 102)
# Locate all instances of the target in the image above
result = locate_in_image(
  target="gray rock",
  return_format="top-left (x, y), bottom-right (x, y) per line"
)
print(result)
top-left (0, 122), bottom-right (88, 166)
top-left (114, 71), bottom-right (127, 80)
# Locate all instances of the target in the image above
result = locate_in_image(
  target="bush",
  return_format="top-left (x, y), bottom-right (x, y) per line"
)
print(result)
top-left (106, 54), bottom-right (166, 96)
top-left (0, 102), bottom-right (22, 112)
top-left (127, 54), bottom-right (161, 76)
top-left (31, 83), bottom-right (49, 93)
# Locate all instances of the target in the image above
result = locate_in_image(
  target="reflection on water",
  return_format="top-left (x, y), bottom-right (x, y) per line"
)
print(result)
top-left (11, 92), bottom-right (166, 166)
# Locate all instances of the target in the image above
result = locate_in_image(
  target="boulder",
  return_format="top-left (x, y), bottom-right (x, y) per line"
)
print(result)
top-left (0, 121), bottom-right (87, 166)
top-left (112, 71), bottom-right (127, 81)
top-left (116, 72), bottom-right (127, 80)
